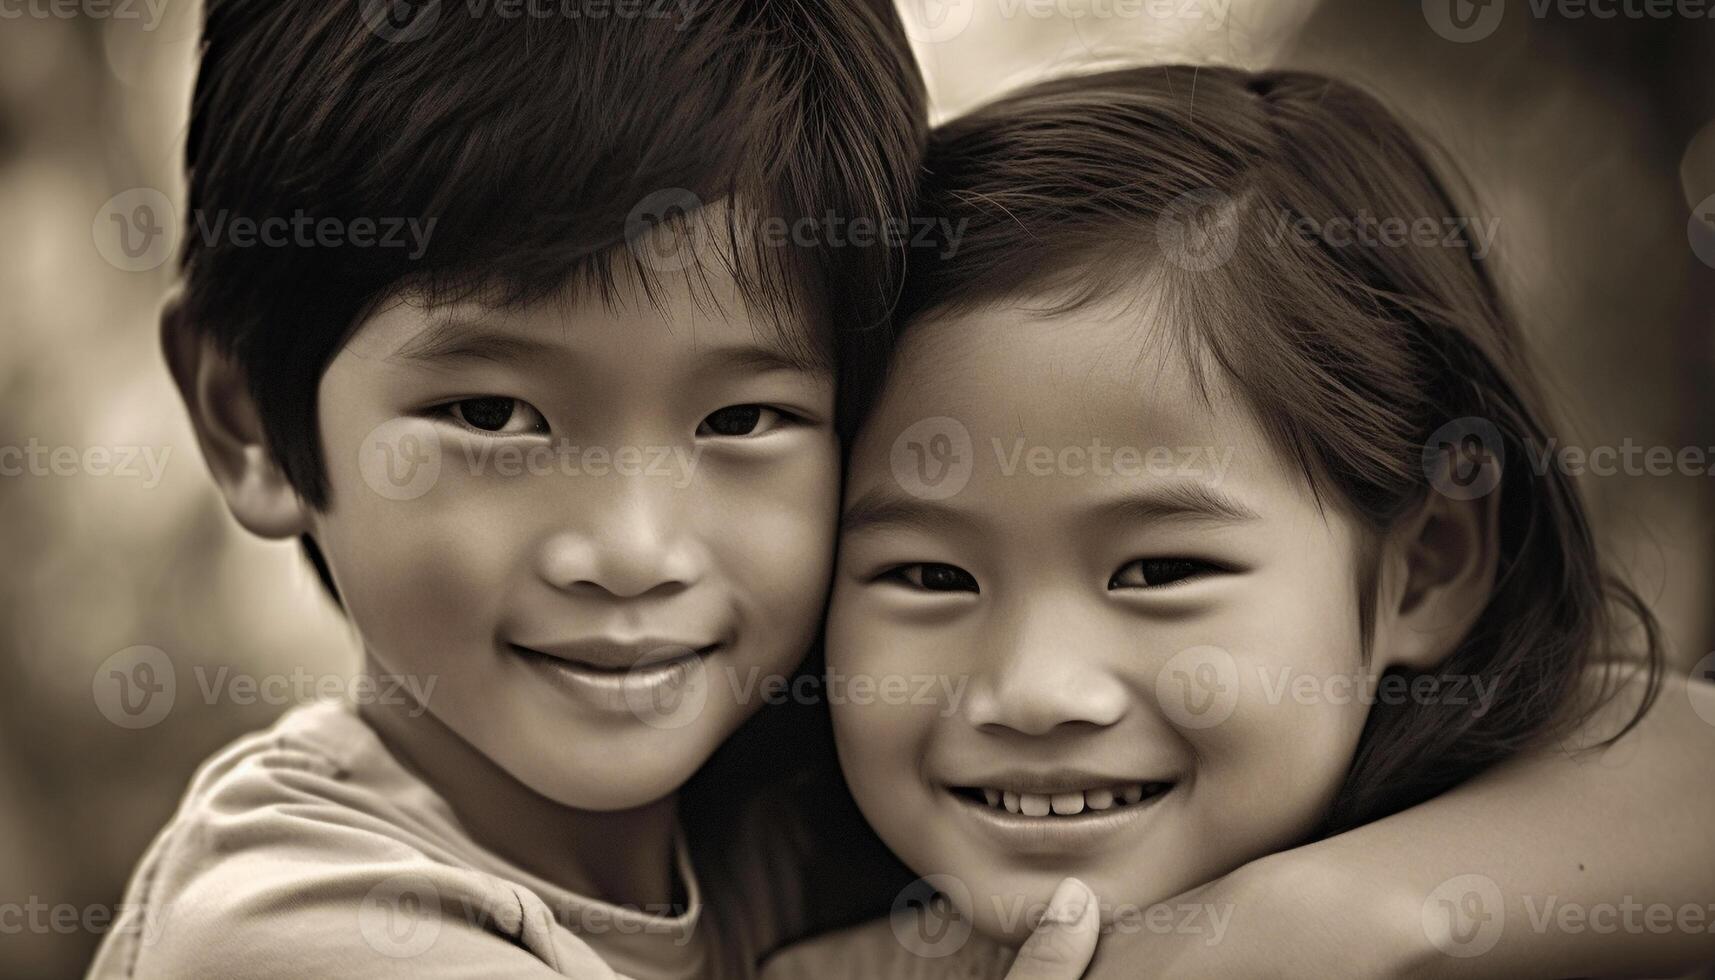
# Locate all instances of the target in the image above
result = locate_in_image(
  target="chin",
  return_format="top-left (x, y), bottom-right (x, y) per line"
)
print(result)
top-left (510, 693), bottom-right (748, 809)
top-left (962, 870), bottom-right (1066, 944)
top-left (513, 733), bottom-right (717, 811)
top-left (532, 761), bottom-right (694, 811)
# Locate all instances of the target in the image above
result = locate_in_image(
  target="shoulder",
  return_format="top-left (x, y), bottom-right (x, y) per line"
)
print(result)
top-left (90, 702), bottom-right (595, 978)
top-left (761, 915), bottom-right (1015, 980)
top-left (136, 699), bottom-right (417, 868)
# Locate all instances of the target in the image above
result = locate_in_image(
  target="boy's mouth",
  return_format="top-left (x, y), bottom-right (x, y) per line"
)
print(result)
top-left (508, 639), bottom-right (720, 716)
top-left (512, 637), bottom-right (718, 674)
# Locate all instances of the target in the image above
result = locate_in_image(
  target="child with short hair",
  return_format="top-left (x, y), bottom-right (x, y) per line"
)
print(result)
top-left (88, 2), bottom-right (925, 977)
top-left (766, 64), bottom-right (1715, 979)
top-left (90, 7), bottom-right (1715, 974)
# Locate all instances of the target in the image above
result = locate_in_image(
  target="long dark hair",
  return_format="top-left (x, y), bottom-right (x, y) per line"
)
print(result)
top-left (887, 64), bottom-right (1663, 834)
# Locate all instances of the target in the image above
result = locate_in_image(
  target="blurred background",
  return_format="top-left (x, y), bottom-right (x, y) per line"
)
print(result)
top-left (0, 0), bottom-right (1711, 974)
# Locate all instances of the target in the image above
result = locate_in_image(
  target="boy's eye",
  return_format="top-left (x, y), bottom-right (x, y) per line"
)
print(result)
top-left (1108, 558), bottom-right (1222, 590)
top-left (698, 404), bottom-right (786, 437)
top-left (883, 562), bottom-right (980, 594)
top-left (446, 397), bottom-right (549, 435)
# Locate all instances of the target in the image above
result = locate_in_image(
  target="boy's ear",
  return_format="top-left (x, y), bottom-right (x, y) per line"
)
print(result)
top-left (161, 295), bottom-right (311, 540)
top-left (1373, 468), bottom-right (1502, 672)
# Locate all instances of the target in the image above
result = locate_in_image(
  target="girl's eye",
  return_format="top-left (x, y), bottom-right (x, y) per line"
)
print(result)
top-left (883, 562), bottom-right (980, 594)
top-left (446, 397), bottom-right (548, 435)
top-left (698, 404), bottom-right (786, 437)
top-left (1109, 558), bottom-right (1222, 590)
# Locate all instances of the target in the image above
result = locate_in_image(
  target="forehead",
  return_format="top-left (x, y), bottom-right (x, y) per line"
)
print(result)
top-left (342, 237), bottom-right (830, 376)
top-left (846, 291), bottom-right (1308, 524)
top-left (861, 292), bottom-right (1235, 455)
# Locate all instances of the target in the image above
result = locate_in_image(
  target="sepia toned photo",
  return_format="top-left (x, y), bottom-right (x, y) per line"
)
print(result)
top-left (1, 0), bottom-right (1712, 976)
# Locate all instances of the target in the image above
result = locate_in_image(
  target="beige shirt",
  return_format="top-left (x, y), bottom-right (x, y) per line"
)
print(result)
top-left (88, 700), bottom-right (713, 979)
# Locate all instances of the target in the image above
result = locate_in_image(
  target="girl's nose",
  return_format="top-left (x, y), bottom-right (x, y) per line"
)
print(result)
top-left (959, 602), bottom-right (1131, 736)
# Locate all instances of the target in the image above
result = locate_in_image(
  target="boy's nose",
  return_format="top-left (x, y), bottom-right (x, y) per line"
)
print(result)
top-left (959, 603), bottom-right (1131, 736)
top-left (533, 487), bottom-right (706, 599)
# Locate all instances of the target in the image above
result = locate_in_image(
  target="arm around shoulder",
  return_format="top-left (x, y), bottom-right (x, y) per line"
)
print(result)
top-left (1080, 667), bottom-right (1715, 979)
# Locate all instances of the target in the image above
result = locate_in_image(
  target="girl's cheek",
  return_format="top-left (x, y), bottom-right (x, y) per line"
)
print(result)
top-left (823, 580), bottom-right (868, 674)
top-left (828, 598), bottom-right (940, 725)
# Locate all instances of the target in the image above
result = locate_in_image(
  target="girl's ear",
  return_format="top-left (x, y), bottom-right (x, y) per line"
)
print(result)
top-left (161, 296), bottom-right (311, 540)
top-left (1374, 461), bottom-right (1503, 672)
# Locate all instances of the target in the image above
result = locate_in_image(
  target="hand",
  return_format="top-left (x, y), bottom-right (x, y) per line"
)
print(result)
top-left (1004, 878), bottom-right (1101, 980)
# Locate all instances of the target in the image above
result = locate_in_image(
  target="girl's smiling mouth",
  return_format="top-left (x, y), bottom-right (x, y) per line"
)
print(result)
top-left (938, 769), bottom-right (1180, 857)
top-left (952, 781), bottom-right (1175, 817)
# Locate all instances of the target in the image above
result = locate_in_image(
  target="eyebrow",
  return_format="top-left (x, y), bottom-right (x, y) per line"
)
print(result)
top-left (389, 318), bottom-right (562, 365)
top-left (693, 336), bottom-right (832, 378)
top-left (1090, 482), bottom-right (1261, 528)
top-left (389, 318), bottom-right (832, 377)
top-left (839, 481), bottom-right (1259, 537)
top-left (839, 490), bottom-right (983, 538)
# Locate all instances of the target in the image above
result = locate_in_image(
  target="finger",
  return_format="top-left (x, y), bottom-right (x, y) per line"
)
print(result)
top-left (1004, 877), bottom-right (1099, 980)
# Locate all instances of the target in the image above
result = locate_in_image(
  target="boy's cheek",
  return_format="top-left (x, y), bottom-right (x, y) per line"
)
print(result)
top-left (312, 443), bottom-right (531, 659)
top-left (314, 518), bottom-right (515, 683)
top-left (697, 436), bottom-right (839, 551)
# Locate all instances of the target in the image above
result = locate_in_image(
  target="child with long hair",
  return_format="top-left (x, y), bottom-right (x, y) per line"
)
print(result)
top-left (766, 64), bottom-right (1714, 978)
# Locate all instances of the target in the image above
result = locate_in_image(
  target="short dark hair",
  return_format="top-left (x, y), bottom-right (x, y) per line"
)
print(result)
top-left (179, 0), bottom-right (926, 511)
top-left (892, 64), bottom-right (1661, 833)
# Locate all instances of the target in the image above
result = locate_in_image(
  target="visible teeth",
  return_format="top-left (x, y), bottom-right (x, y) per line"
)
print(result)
top-left (971, 782), bottom-right (1167, 816)
top-left (1051, 792), bottom-right (1084, 815)
top-left (1019, 793), bottom-right (1051, 817)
